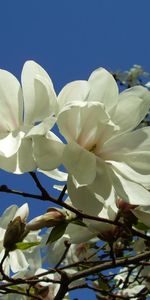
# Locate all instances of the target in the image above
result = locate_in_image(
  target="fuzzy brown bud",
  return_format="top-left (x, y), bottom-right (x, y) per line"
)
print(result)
top-left (26, 208), bottom-right (66, 231)
top-left (3, 217), bottom-right (26, 250)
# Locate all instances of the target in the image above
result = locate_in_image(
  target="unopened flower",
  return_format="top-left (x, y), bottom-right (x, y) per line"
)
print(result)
top-left (3, 203), bottom-right (29, 250)
top-left (26, 208), bottom-right (66, 231)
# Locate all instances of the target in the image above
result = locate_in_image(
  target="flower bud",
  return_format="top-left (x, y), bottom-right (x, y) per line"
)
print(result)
top-left (116, 198), bottom-right (138, 212)
top-left (26, 208), bottom-right (66, 231)
top-left (3, 216), bottom-right (26, 250)
top-left (3, 203), bottom-right (29, 250)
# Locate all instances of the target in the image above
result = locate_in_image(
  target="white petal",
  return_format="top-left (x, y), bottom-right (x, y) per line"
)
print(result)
top-left (10, 250), bottom-right (29, 272)
top-left (57, 102), bottom-right (109, 144)
top-left (13, 203), bottom-right (29, 221)
top-left (102, 127), bottom-right (150, 176)
top-left (0, 69), bottom-right (23, 131)
top-left (63, 142), bottom-right (96, 185)
top-left (121, 85), bottom-right (150, 103)
top-left (47, 234), bottom-right (70, 264)
top-left (0, 206), bottom-right (18, 228)
top-left (67, 175), bottom-right (104, 215)
top-left (110, 168), bottom-right (150, 206)
top-left (33, 132), bottom-right (64, 170)
top-left (108, 160), bottom-right (150, 189)
top-left (26, 116), bottom-right (56, 137)
top-left (112, 96), bottom-right (144, 133)
top-left (38, 168), bottom-right (67, 181)
top-left (67, 223), bottom-right (95, 243)
top-left (112, 86), bottom-right (150, 133)
top-left (88, 67), bottom-right (118, 113)
top-left (58, 80), bottom-right (90, 113)
top-left (0, 138), bottom-right (36, 173)
top-left (0, 132), bottom-right (23, 157)
top-left (21, 60), bottom-right (56, 124)
top-left (89, 158), bottom-right (112, 200)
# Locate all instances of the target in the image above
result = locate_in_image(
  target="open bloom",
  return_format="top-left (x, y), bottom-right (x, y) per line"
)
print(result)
top-left (51, 68), bottom-right (150, 207)
top-left (0, 60), bottom-right (63, 173)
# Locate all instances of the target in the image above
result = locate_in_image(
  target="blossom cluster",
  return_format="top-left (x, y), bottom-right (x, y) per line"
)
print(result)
top-left (0, 61), bottom-right (150, 299)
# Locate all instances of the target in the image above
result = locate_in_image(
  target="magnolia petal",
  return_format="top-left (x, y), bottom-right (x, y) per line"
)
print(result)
top-left (102, 127), bottom-right (150, 176)
top-left (108, 160), bottom-right (150, 189)
top-left (102, 126), bottom-right (150, 158)
top-left (0, 69), bottom-right (23, 131)
top-left (87, 203), bottom-right (118, 235)
top-left (110, 168), bottom-right (150, 206)
top-left (22, 60), bottom-right (56, 124)
top-left (26, 116), bottom-right (56, 137)
top-left (33, 132), bottom-right (64, 170)
top-left (112, 85), bottom-right (150, 133)
top-left (67, 175), bottom-right (104, 215)
top-left (10, 249), bottom-right (29, 272)
top-left (63, 142), bottom-right (96, 185)
top-left (67, 223), bottom-right (95, 243)
top-left (58, 80), bottom-right (90, 113)
top-left (38, 168), bottom-right (67, 181)
top-left (0, 132), bottom-right (23, 157)
top-left (112, 95), bottom-right (145, 133)
top-left (57, 102), bottom-right (109, 144)
top-left (89, 158), bottom-right (112, 200)
top-left (13, 203), bottom-right (29, 221)
top-left (0, 206), bottom-right (18, 229)
top-left (121, 85), bottom-right (150, 103)
top-left (0, 138), bottom-right (36, 173)
top-left (88, 67), bottom-right (118, 113)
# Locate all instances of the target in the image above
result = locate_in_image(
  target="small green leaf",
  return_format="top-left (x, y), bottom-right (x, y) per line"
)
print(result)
top-left (71, 219), bottom-right (87, 227)
top-left (46, 222), bottom-right (68, 244)
top-left (134, 222), bottom-right (149, 231)
top-left (15, 241), bottom-right (40, 250)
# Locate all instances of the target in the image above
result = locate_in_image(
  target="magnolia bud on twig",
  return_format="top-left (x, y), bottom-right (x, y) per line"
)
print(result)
top-left (26, 208), bottom-right (66, 231)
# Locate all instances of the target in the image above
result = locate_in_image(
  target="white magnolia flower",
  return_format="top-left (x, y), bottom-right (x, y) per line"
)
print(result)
top-left (0, 204), bottom-right (40, 274)
top-left (52, 68), bottom-right (150, 207)
top-left (0, 60), bottom-right (63, 173)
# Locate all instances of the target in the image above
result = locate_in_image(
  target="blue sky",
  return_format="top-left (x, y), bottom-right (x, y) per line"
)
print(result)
top-left (0, 0), bottom-right (150, 298)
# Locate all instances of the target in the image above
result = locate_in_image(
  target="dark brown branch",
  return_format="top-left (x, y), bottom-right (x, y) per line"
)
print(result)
top-left (54, 271), bottom-right (69, 300)
top-left (29, 172), bottom-right (50, 198)
top-left (68, 250), bottom-right (150, 283)
top-left (55, 240), bottom-right (71, 268)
